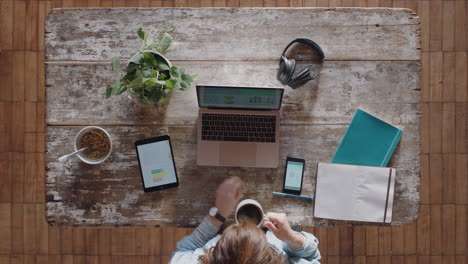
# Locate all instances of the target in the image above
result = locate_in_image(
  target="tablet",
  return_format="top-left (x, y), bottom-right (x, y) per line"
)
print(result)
top-left (135, 135), bottom-right (179, 192)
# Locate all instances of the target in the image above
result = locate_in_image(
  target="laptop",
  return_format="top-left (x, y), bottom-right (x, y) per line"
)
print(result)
top-left (196, 85), bottom-right (284, 168)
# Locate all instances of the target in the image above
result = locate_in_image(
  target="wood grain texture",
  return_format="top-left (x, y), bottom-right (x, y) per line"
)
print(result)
top-left (430, 204), bottom-right (443, 255)
top-left (352, 226), bottom-right (366, 256)
top-left (429, 154), bottom-right (443, 204)
top-left (98, 228), bottom-right (111, 255)
top-left (429, 103), bottom-right (443, 153)
top-left (48, 226), bottom-right (61, 255)
top-left (455, 205), bottom-right (467, 255)
top-left (454, 0), bottom-right (466, 52)
top-left (11, 204), bottom-right (24, 255)
top-left (442, 204), bottom-right (456, 256)
top-left (417, 204), bottom-right (430, 255)
top-left (45, 8), bottom-right (420, 62)
top-left (0, 0), bottom-right (14, 50)
top-left (420, 154), bottom-right (430, 204)
top-left (455, 53), bottom-right (467, 102)
top-left (442, 0), bottom-right (455, 52)
top-left (404, 222), bottom-right (417, 255)
top-left (442, 103), bottom-right (456, 153)
top-left (366, 226), bottom-right (379, 256)
top-left (60, 227), bottom-right (73, 255)
top-left (455, 154), bottom-right (468, 205)
top-left (45, 122), bottom-right (419, 226)
top-left (456, 103), bottom-right (468, 154)
top-left (45, 61), bottom-right (421, 126)
top-left (0, 203), bottom-right (11, 255)
top-left (23, 204), bottom-right (37, 254)
top-left (429, 0), bottom-right (442, 51)
top-left (13, 0), bottom-right (26, 51)
top-left (0, 153), bottom-right (12, 203)
top-left (44, 7), bottom-right (420, 227)
top-left (418, 0), bottom-right (429, 52)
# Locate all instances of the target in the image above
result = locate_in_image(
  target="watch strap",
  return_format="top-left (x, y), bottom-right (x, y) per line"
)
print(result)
top-left (214, 213), bottom-right (226, 223)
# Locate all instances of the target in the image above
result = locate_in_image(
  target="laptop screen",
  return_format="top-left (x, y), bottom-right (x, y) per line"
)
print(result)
top-left (197, 86), bottom-right (284, 110)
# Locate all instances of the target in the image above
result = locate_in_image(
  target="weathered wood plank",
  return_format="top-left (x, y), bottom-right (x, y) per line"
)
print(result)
top-left (45, 8), bottom-right (420, 61)
top-left (46, 61), bottom-right (420, 126)
top-left (45, 7), bottom-right (420, 227)
top-left (46, 124), bottom-right (419, 226)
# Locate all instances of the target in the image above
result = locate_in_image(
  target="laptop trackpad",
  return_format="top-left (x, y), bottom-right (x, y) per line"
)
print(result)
top-left (219, 142), bottom-right (256, 167)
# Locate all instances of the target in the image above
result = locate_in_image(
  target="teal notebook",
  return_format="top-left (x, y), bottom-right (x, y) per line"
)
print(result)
top-left (331, 109), bottom-right (402, 167)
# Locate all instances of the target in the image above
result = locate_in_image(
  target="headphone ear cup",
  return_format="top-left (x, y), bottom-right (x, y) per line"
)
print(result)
top-left (292, 68), bottom-right (310, 82)
top-left (288, 68), bottom-right (312, 89)
top-left (288, 76), bottom-right (310, 89)
top-left (277, 57), bottom-right (296, 85)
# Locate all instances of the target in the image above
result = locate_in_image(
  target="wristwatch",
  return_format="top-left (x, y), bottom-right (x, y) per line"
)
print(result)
top-left (209, 207), bottom-right (226, 223)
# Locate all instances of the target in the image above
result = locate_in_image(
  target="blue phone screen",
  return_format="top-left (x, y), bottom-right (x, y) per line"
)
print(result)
top-left (285, 160), bottom-right (304, 191)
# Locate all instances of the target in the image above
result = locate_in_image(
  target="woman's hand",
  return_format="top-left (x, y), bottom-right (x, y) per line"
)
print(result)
top-left (215, 176), bottom-right (243, 218)
top-left (264, 212), bottom-right (305, 250)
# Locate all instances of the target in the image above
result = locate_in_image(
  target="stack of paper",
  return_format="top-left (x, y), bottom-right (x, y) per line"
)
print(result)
top-left (314, 163), bottom-right (396, 223)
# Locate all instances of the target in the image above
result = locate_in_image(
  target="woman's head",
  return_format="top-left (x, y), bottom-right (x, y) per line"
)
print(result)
top-left (199, 220), bottom-right (285, 264)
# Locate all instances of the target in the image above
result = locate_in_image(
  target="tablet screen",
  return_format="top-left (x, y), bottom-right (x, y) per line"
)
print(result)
top-left (136, 139), bottom-right (178, 189)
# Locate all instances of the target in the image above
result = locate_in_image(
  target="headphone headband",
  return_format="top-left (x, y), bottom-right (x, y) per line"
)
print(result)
top-left (281, 38), bottom-right (325, 62)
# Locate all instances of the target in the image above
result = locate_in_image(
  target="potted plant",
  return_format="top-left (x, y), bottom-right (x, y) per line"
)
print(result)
top-left (105, 28), bottom-right (196, 104)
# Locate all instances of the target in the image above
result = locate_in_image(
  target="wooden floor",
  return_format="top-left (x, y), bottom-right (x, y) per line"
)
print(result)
top-left (0, 0), bottom-right (467, 263)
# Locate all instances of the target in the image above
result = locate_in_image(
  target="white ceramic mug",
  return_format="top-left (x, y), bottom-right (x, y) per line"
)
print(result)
top-left (74, 126), bottom-right (112, 164)
top-left (235, 199), bottom-right (269, 227)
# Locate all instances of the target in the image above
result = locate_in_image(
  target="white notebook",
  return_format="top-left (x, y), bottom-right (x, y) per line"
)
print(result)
top-left (314, 163), bottom-right (396, 223)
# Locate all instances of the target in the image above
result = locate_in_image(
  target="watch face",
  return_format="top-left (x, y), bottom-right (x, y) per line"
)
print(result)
top-left (209, 207), bottom-right (218, 216)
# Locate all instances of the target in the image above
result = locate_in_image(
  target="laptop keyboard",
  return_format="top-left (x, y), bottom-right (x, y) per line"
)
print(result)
top-left (201, 113), bottom-right (276, 143)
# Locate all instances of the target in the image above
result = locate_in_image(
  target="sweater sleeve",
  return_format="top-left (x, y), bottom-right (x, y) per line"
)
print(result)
top-left (284, 231), bottom-right (321, 261)
top-left (174, 217), bottom-right (220, 251)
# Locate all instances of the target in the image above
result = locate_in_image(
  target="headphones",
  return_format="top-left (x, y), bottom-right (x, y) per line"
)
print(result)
top-left (277, 38), bottom-right (325, 89)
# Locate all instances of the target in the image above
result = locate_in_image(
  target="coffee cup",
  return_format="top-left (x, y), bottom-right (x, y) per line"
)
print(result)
top-left (235, 199), bottom-right (269, 227)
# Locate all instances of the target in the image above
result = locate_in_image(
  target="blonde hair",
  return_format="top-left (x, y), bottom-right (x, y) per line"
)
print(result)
top-left (199, 220), bottom-right (285, 264)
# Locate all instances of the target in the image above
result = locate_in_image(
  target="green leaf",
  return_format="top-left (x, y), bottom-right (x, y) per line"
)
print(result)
top-left (125, 63), bottom-right (139, 73)
top-left (111, 56), bottom-right (120, 71)
top-left (165, 79), bottom-right (176, 90)
top-left (114, 84), bottom-right (127, 95)
top-left (181, 72), bottom-right (193, 83)
top-left (158, 90), bottom-right (167, 103)
top-left (149, 88), bottom-right (162, 103)
top-left (110, 80), bottom-right (122, 96)
top-left (150, 69), bottom-right (159, 78)
top-left (144, 77), bottom-right (156, 86)
top-left (180, 81), bottom-right (189, 91)
top-left (129, 78), bottom-right (144, 90)
top-left (130, 53), bottom-right (145, 64)
top-left (143, 52), bottom-right (157, 68)
top-left (159, 32), bottom-right (173, 52)
top-left (170, 66), bottom-right (181, 78)
top-left (135, 70), bottom-right (143, 79)
top-left (105, 85), bottom-right (113, 98)
top-left (173, 81), bottom-right (181, 90)
top-left (142, 70), bottom-right (153, 78)
top-left (143, 83), bottom-right (155, 92)
top-left (157, 61), bottom-right (169, 71)
top-left (137, 28), bottom-right (145, 40)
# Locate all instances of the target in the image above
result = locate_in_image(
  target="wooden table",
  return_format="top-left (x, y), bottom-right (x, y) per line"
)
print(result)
top-left (45, 8), bottom-right (421, 227)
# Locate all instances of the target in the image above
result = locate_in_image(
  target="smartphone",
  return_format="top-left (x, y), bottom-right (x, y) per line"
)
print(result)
top-left (282, 157), bottom-right (305, 195)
